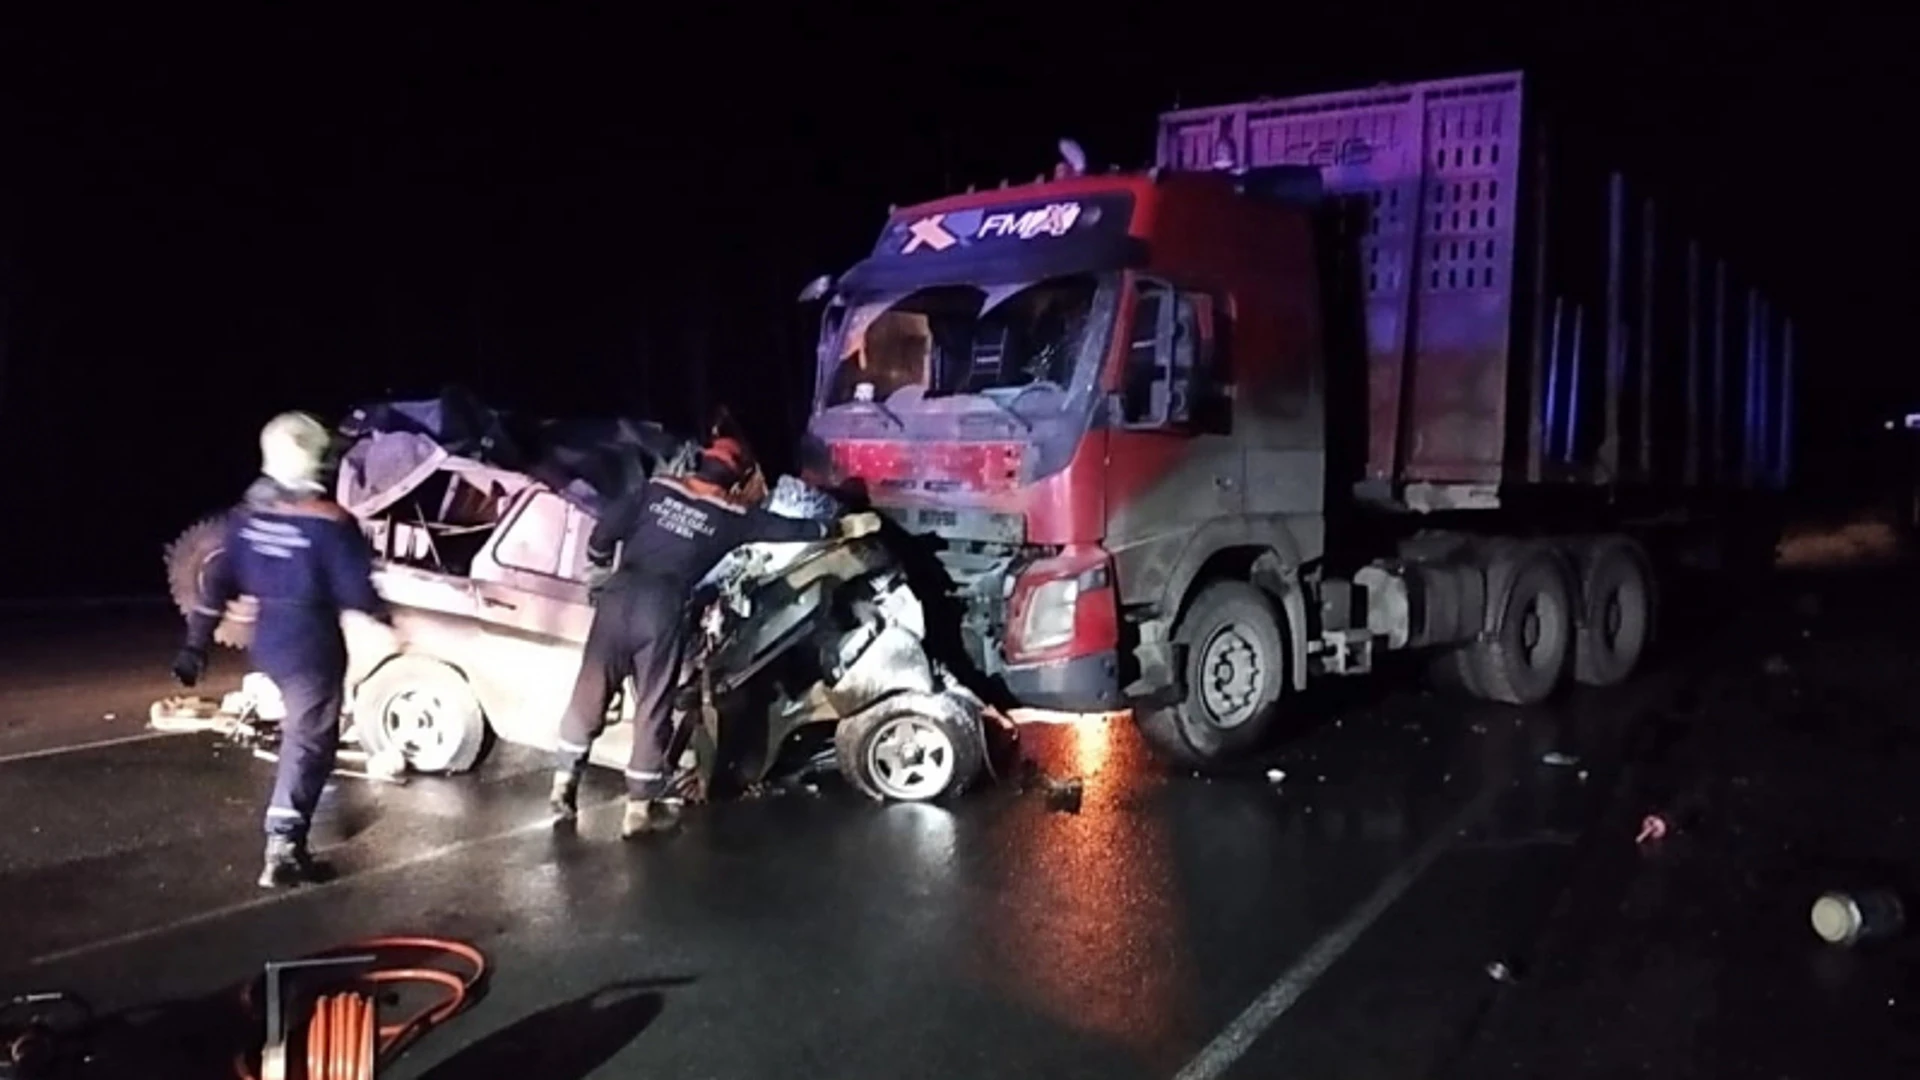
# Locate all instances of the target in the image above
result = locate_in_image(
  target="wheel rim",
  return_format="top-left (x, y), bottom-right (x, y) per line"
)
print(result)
top-left (863, 715), bottom-right (957, 800)
top-left (380, 688), bottom-right (457, 772)
top-left (1198, 623), bottom-right (1266, 728)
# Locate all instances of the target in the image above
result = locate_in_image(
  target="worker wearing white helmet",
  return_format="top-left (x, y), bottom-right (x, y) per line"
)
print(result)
top-left (173, 410), bottom-right (391, 888)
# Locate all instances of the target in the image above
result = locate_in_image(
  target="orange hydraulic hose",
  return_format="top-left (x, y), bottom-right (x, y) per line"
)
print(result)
top-left (235, 936), bottom-right (487, 1080)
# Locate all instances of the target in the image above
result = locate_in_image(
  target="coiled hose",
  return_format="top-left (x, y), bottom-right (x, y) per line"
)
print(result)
top-left (234, 936), bottom-right (486, 1080)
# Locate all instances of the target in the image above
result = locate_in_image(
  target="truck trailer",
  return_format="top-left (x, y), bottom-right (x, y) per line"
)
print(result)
top-left (798, 70), bottom-right (1796, 768)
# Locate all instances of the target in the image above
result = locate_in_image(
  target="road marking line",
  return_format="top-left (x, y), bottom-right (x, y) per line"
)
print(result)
top-left (0, 730), bottom-right (189, 765)
top-left (1172, 784), bottom-right (1501, 1080)
top-left (19, 796), bottom-right (623, 970)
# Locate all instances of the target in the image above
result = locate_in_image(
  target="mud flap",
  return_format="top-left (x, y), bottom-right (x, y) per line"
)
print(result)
top-left (1124, 640), bottom-right (1187, 708)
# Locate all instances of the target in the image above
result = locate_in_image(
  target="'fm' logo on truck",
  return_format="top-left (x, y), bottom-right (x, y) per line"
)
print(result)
top-left (901, 202), bottom-right (1085, 254)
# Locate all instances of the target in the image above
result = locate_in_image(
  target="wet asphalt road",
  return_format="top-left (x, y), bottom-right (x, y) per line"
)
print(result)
top-left (0, 578), bottom-right (1874, 1079)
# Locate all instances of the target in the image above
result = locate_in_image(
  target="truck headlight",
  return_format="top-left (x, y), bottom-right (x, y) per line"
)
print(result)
top-left (1021, 577), bottom-right (1080, 652)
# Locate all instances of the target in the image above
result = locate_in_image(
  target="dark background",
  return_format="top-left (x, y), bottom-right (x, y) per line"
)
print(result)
top-left (0, 5), bottom-right (1911, 601)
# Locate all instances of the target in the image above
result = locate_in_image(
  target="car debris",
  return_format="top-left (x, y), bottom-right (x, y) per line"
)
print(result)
top-left (161, 398), bottom-right (994, 804)
top-left (1541, 751), bottom-right (1580, 767)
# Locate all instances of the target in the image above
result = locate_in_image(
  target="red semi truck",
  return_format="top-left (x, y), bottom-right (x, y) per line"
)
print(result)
top-left (798, 70), bottom-right (1794, 768)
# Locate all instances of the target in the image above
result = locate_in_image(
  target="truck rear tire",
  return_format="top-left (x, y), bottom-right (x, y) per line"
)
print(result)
top-left (1463, 545), bottom-right (1573, 706)
top-left (1572, 536), bottom-right (1653, 687)
top-left (350, 655), bottom-right (491, 774)
top-left (1134, 580), bottom-right (1287, 769)
top-left (1426, 645), bottom-right (1486, 699)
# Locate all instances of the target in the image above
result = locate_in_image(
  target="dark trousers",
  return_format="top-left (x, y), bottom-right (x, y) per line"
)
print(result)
top-left (264, 664), bottom-right (345, 840)
top-left (554, 578), bottom-right (689, 798)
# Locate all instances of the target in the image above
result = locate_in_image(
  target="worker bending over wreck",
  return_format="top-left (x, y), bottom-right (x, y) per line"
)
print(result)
top-left (173, 411), bottom-right (393, 888)
top-left (550, 436), bottom-right (880, 836)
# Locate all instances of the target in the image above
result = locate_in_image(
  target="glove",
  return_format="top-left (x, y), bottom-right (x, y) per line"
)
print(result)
top-left (171, 646), bottom-right (207, 688)
top-left (838, 512), bottom-right (883, 540)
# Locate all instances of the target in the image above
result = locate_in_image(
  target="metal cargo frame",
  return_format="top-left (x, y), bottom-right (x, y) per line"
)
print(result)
top-left (1156, 71), bottom-right (1793, 509)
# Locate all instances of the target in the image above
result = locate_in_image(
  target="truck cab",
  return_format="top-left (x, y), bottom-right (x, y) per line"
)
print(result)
top-left (805, 72), bottom-right (1792, 769)
top-left (803, 169), bottom-right (1330, 720)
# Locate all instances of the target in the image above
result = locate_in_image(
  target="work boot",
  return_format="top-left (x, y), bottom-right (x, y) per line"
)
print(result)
top-left (620, 797), bottom-right (681, 838)
top-left (257, 835), bottom-right (322, 889)
top-left (549, 771), bottom-right (580, 821)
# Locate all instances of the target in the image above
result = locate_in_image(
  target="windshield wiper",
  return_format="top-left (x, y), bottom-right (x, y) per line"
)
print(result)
top-left (975, 393), bottom-right (1032, 433)
top-left (846, 398), bottom-right (906, 432)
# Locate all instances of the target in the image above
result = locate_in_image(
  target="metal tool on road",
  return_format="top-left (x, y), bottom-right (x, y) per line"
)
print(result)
top-left (237, 936), bottom-right (485, 1080)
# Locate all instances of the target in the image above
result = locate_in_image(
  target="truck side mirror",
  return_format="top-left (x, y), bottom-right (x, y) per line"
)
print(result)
top-left (1173, 292), bottom-right (1229, 432)
top-left (798, 274), bottom-right (835, 303)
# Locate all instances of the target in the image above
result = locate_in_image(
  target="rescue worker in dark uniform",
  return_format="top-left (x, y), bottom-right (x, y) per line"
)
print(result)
top-left (549, 436), bottom-right (880, 836)
top-left (172, 411), bottom-right (393, 888)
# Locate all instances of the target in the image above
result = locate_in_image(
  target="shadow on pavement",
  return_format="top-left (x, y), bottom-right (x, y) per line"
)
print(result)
top-left (416, 977), bottom-right (692, 1080)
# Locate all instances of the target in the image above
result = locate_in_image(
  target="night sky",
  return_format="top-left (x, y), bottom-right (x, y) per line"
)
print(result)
top-left (0, 5), bottom-right (1909, 599)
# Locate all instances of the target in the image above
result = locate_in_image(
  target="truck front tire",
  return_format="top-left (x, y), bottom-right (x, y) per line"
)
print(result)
top-left (1134, 581), bottom-right (1287, 770)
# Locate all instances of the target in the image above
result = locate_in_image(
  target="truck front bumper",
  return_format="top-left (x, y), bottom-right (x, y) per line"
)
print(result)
top-left (1002, 650), bottom-right (1124, 713)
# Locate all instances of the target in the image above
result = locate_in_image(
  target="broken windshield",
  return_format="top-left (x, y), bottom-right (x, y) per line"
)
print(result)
top-left (819, 274), bottom-right (1106, 414)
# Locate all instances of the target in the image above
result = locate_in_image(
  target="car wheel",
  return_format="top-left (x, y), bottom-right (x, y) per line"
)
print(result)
top-left (351, 655), bottom-right (490, 774)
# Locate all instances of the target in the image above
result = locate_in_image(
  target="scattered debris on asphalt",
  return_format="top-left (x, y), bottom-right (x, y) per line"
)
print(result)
top-left (1763, 654), bottom-right (1791, 677)
top-left (1042, 776), bottom-right (1084, 814)
top-left (1265, 768), bottom-right (1287, 785)
top-left (1541, 751), bottom-right (1580, 766)
top-left (252, 745), bottom-right (408, 785)
top-left (1485, 960), bottom-right (1519, 984)
top-left (1635, 814), bottom-right (1669, 845)
top-left (1013, 758), bottom-right (1084, 813)
top-left (1811, 889), bottom-right (1905, 946)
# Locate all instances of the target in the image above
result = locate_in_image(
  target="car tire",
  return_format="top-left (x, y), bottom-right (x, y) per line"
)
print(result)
top-left (1134, 580), bottom-right (1288, 770)
top-left (834, 695), bottom-right (984, 802)
top-left (351, 655), bottom-right (491, 774)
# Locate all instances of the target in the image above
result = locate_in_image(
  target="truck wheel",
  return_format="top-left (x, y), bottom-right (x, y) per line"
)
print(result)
top-left (1467, 546), bottom-right (1573, 706)
top-left (162, 516), bottom-right (258, 650)
top-left (351, 655), bottom-right (491, 774)
top-left (1573, 536), bottom-right (1653, 687)
top-left (1135, 580), bottom-right (1287, 769)
top-left (835, 696), bottom-right (984, 802)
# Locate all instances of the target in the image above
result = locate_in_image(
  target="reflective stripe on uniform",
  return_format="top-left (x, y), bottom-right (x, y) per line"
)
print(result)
top-left (655, 477), bottom-right (746, 514)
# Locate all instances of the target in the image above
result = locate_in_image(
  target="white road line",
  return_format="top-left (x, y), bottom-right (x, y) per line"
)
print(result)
top-left (20, 796), bottom-right (622, 970)
top-left (1172, 784), bottom-right (1502, 1080)
top-left (0, 730), bottom-right (189, 766)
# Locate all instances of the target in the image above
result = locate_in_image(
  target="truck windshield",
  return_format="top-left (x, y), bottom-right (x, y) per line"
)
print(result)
top-left (820, 274), bottom-right (1101, 411)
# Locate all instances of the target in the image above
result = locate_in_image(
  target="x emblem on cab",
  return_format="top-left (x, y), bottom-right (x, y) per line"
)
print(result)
top-left (903, 215), bottom-right (957, 254)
